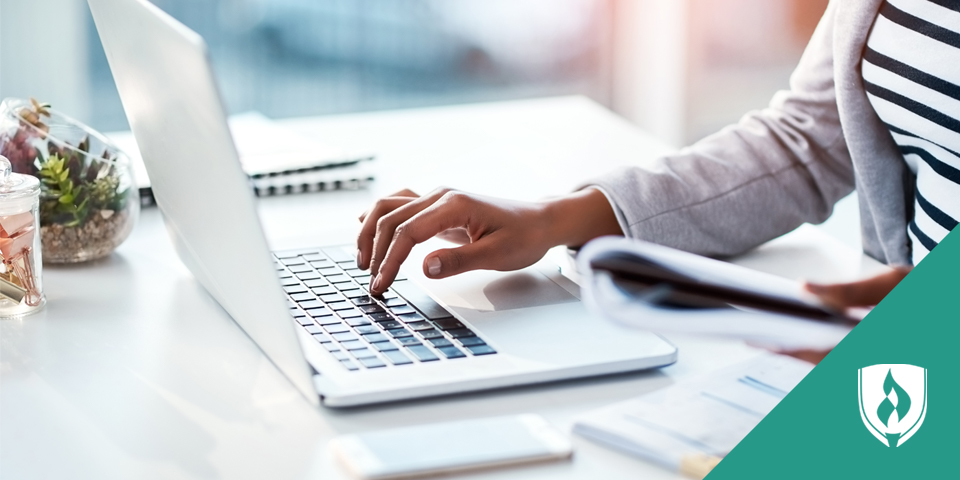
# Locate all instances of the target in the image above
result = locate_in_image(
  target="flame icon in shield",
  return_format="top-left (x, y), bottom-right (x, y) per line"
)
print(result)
top-left (858, 364), bottom-right (927, 447)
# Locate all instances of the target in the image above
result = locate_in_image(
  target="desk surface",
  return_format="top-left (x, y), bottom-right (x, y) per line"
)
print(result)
top-left (1, 97), bottom-right (879, 480)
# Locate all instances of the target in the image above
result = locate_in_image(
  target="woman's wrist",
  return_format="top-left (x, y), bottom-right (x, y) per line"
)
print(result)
top-left (541, 187), bottom-right (624, 249)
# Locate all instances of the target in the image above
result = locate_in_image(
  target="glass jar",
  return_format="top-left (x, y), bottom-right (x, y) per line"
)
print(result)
top-left (0, 98), bottom-right (139, 263)
top-left (0, 155), bottom-right (44, 316)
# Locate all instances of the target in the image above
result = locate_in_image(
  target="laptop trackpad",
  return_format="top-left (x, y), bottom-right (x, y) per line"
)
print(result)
top-left (428, 267), bottom-right (578, 312)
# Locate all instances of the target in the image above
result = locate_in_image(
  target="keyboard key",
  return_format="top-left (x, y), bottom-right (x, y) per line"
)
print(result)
top-left (345, 317), bottom-right (371, 327)
top-left (324, 324), bottom-right (350, 334)
top-left (314, 316), bottom-right (344, 326)
top-left (350, 347), bottom-right (377, 359)
top-left (290, 292), bottom-right (315, 302)
top-left (382, 349), bottom-right (413, 365)
top-left (358, 357), bottom-right (387, 369)
top-left (371, 341), bottom-right (399, 352)
top-left (465, 345), bottom-right (497, 356)
top-left (335, 281), bottom-right (361, 291)
top-left (305, 306), bottom-right (331, 317)
top-left (320, 293), bottom-right (346, 303)
top-left (384, 297), bottom-right (407, 307)
top-left (359, 304), bottom-right (385, 314)
top-left (287, 300), bottom-right (297, 309)
top-left (354, 325), bottom-right (380, 335)
top-left (303, 253), bottom-right (328, 262)
top-left (433, 318), bottom-right (465, 331)
top-left (341, 289), bottom-right (367, 299)
top-left (309, 260), bottom-right (333, 269)
top-left (419, 329), bottom-right (444, 340)
top-left (283, 285), bottom-right (308, 294)
top-left (357, 276), bottom-right (372, 286)
top-left (378, 320), bottom-right (403, 330)
top-left (275, 248), bottom-right (319, 259)
top-left (391, 280), bottom-right (453, 320)
top-left (405, 345), bottom-right (439, 362)
top-left (312, 333), bottom-right (331, 343)
top-left (332, 332), bottom-right (359, 342)
top-left (457, 336), bottom-right (486, 347)
top-left (390, 305), bottom-right (417, 316)
top-left (317, 266), bottom-right (340, 276)
top-left (331, 350), bottom-right (350, 361)
top-left (407, 322), bottom-right (434, 332)
top-left (381, 290), bottom-right (399, 299)
top-left (296, 271), bottom-right (322, 281)
top-left (322, 247), bottom-right (355, 263)
top-left (342, 268), bottom-right (364, 277)
top-left (303, 325), bottom-right (323, 334)
top-left (280, 257), bottom-right (305, 266)
top-left (369, 312), bottom-right (394, 322)
top-left (295, 317), bottom-right (314, 326)
top-left (327, 301), bottom-right (354, 311)
top-left (288, 264), bottom-right (312, 273)
top-left (340, 359), bottom-right (359, 371)
top-left (311, 286), bottom-right (337, 296)
top-left (446, 328), bottom-right (476, 339)
top-left (340, 340), bottom-right (367, 351)
top-left (427, 338), bottom-right (454, 348)
top-left (397, 313), bottom-right (425, 323)
top-left (323, 342), bottom-right (340, 352)
top-left (278, 272), bottom-right (293, 279)
top-left (336, 309), bottom-right (364, 319)
top-left (363, 333), bottom-right (389, 343)
top-left (352, 296), bottom-right (376, 306)
top-left (396, 337), bottom-right (422, 347)
top-left (437, 346), bottom-right (467, 359)
top-left (326, 274), bottom-right (352, 284)
top-left (280, 278), bottom-right (300, 286)
top-left (387, 328), bottom-right (413, 338)
top-left (303, 278), bottom-right (327, 288)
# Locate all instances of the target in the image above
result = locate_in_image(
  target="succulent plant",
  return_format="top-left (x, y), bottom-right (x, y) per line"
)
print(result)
top-left (37, 154), bottom-right (90, 227)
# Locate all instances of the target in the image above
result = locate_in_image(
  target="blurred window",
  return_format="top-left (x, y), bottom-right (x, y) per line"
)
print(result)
top-left (87, 0), bottom-right (612, 131)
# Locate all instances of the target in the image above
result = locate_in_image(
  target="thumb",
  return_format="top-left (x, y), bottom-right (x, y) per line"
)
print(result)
top-left (803, 267), bottom-right (911, 310)
top-left (423, 241), bottom-right (498, 279)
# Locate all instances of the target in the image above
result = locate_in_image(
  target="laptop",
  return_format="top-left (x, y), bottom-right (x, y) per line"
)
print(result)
top-left (87, 0), bottom-right (677, 407)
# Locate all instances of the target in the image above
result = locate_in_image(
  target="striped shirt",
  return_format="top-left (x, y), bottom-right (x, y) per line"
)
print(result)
top-left (862, 0), bottom-right (960, 265)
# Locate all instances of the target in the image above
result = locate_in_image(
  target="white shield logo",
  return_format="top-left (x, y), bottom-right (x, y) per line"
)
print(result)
top-left (858, 364), bottom-right (927, 447)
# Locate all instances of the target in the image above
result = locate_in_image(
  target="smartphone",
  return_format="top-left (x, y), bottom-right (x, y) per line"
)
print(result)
top-left (330, 414), bottom-right (573, 479)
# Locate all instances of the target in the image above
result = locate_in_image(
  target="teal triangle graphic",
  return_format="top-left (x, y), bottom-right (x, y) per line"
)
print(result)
top-left (705, 228), bottom-right (960, 478)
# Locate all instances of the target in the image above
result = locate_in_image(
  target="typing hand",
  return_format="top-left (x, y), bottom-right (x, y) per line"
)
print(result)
top-left (357, 188), bottom-right (556, 295)
top-left (356, 187), bottom-right (623, 295)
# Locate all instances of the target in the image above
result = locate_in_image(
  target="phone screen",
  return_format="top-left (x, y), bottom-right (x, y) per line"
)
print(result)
top-left (332, 414), bottom-right (572, 479)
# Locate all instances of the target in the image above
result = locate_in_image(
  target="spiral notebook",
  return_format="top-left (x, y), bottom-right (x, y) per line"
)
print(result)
top-left (107, 112), bottom-right (376, 207)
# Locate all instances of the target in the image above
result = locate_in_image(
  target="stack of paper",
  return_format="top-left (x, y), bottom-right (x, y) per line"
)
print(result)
top-left (573, 354), bottom-right (812, 477)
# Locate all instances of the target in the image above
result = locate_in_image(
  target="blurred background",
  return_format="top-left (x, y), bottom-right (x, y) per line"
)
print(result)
top-left (0, 0), bottom-right (829, 147)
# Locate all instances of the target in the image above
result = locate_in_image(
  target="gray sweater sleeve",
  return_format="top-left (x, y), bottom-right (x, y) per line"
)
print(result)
top-left (585, 0), bottom-right (856, 257)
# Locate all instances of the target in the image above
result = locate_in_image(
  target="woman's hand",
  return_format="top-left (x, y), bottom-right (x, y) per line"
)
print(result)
top-left (802, 266), bottom-right (912, 312)
top-left (356, 187), bottom-right (622, 295)
top-left (770, 266), bottom-right (912, 364)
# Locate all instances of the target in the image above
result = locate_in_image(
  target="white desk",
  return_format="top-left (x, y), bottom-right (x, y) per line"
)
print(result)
top-left (0, 97), bottom-right (881, 480)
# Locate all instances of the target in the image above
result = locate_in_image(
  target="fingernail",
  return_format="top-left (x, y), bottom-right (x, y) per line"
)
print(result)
top-left (356, 249), bottom-right (365, 269)
top-left (427, 257), bottom-right (442, 277)
top-left (804, 282), bottom-right (825, 293)
top-left (372, 274), bottom-right (382, 293)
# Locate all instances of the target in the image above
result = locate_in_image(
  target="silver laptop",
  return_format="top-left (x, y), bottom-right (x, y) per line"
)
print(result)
top-left (88, 0), bottom-right (677, 407)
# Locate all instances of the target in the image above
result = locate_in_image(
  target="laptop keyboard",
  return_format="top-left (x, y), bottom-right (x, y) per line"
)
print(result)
top-left (274, 247), bottom-right (497, 371)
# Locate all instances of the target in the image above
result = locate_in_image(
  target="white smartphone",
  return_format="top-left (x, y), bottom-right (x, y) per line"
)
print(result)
top-left (330, 414), bottom-right (573, 479)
